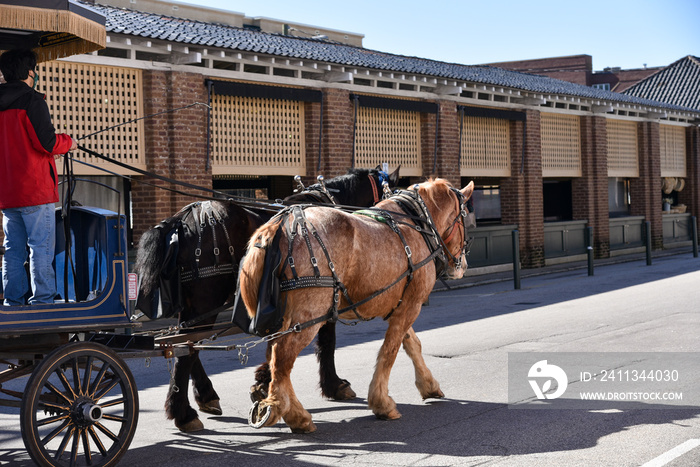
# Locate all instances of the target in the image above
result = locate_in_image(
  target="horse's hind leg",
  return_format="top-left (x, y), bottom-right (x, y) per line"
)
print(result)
top-left (402, 327), bottom-right (444, 399)
top-left (165, 354), bottom-right (203, 432)
top-left (191, 353), bottom-right (222, 415)
top-left (251, 347), bottom-right (273, 402)
top-left (316, 322), bottom-right (356, 400)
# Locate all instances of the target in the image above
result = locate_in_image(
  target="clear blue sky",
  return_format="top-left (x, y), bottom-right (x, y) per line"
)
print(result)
top-left (186, 0), bottom-right (698, 71)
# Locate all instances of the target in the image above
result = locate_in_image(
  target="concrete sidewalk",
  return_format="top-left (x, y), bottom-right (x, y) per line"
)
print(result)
top-left (435, 242), bottom-right (699, 291)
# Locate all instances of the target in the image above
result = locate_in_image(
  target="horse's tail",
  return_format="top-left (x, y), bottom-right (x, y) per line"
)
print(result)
top-left (239, 217), bottom-right (284, 318)
top-left (134, 218), bottom-right (179, 298)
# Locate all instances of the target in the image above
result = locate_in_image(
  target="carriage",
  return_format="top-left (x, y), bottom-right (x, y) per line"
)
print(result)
top-left (0, 166), bottom-right (405, 466)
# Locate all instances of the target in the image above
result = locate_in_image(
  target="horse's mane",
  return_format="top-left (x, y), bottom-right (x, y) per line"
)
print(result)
top-left (135, 212), bottom-right (186, 297)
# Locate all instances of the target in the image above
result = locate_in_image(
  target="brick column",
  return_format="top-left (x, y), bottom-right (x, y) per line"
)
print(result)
top-left (573, 116), bottom-right (610, 258)
top-left (630, 121), bottom-right (662, 249)
top-left (501, 110), bottom-right (544, 268)
top-left (317, 88), bottom-right (354, 181)
top-left (679, 126), bottom-right (700, 236)
top-left (433, 100), bottom-right (460, 186)
top-left (420, 111), bottom-right (436, 185)
top-left (131, 70), bottom-right (210, 243)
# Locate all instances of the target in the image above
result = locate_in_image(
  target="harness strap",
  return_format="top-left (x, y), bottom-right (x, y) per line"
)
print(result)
top-left (181, 264), bottom-right (236, 283)
top-left (192, 203), bottom-right (203, 279)
top-left (209, 202), bottom-right (236, 264)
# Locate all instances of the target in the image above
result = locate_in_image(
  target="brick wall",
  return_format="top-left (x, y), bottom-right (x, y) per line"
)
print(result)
top-left (130, 70), bottom-right (210, 244)
top-left (501, 111), bottom-right (545, 268)
top-left (574, 116), bottom-right (610, 258)
top-left (630, 121), bottom-right (663, 249)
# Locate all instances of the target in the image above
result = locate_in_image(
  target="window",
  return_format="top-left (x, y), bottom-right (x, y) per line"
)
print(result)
top-left (471, 186), bottom-right (501, 221)
top-left (608, 178), bottom-right (631, 217)
top-left (592, 83), bottom-right (610, 91)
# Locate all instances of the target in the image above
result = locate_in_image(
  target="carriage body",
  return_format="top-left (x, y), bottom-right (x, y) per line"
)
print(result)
top-left (0, 206), bottom-right (132, 335)
top-left (0, 206), bottom-right (140, 467)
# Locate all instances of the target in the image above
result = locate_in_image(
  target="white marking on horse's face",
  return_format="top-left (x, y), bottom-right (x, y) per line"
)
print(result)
top-left (443, 253), bottom-right (467, 280)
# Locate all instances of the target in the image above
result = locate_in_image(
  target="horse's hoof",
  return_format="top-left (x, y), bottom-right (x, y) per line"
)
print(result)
top-left (333, 380), bottom-right (356, 400)
top-left (248, 401), bottom-right (272, 429)
top-left (198, 399), bottom-right (222, 415)
top-left (374, 408), bottom-right (402, 420)
top-left (177, 417), bottom-right (204, 433)
top-left (291, 420), bottom-right (317, 434)
top-left (421, 387), bottom-right (445, 400)
top-left (250, 384), bottom-right (268, 403)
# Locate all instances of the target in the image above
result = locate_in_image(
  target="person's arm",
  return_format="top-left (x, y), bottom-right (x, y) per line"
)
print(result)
top-left (25, 93), bottom-right (73, 155)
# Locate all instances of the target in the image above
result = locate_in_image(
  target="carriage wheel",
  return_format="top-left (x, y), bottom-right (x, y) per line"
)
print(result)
top-left (20, 342), bottom-right (139, 467)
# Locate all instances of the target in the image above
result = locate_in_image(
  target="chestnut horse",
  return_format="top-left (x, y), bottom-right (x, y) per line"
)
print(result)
top-left (134, 167), bottom-right (399, 432)
top-left (239, 179), bottom-right (474, 432)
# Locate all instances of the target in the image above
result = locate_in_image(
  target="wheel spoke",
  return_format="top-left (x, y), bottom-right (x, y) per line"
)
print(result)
top-left (87, 425), bottom-right (108, 457)
top-left (101, 413), bottom-right (126, 423)
top-left (55, 366), bottom-right (78, 401)
top-left (41, 418), bottom-right (71, 446)
top-left (71, 356), bottom-right (82, 397)
top-left (81, 428), bottom-right (93, 466)
top-left (82, 356), bottom-right (94, 397)
top-left (37, 413), bottom-right (70, 427)
top-left (93, 421), bottom-right (119, 443)
top-left (54, 425), bottom-right (75, 462)
top-left (70, 425), bottom-right (80, 467)
top-left (99, 396), bottom-right (126, 409)
top-left (44, 380), bottom-right (74, 405)
top-left (94, 377), bottom-right (119, 402)
top-left (88, 362), bottom-right (109, 399)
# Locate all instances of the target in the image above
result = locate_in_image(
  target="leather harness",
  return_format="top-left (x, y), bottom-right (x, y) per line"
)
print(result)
top-left (270, 187), bottom-right (470, 330)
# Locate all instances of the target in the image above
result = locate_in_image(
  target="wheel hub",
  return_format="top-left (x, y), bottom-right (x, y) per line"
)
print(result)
top-left (72, 398), bottom-right (103, 426)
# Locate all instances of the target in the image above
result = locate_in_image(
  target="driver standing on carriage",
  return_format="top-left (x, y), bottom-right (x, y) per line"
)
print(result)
top-left (0, 49), bottom-right (77, 305)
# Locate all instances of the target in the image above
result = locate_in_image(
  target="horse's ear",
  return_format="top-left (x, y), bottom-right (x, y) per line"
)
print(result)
top-left (461, 181), bottom-right (475, 200)
top-left (388, 165), bottom-right (401, 187)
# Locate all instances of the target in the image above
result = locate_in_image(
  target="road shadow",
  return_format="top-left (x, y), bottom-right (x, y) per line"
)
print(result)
top-left (3, 397), bottom-right (696, 466)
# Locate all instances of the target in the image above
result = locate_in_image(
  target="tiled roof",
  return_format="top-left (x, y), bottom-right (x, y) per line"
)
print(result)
top-left (622, 56), bottom-right (700, 111)
top-left (89, 2), bottom-right (697, 114)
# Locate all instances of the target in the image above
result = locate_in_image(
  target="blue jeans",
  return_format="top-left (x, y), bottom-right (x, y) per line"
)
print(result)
top-left (2, 204), bottom-right (56, 305)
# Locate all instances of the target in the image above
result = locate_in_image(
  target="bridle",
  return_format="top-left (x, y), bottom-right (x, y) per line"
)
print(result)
top-left (393, 184), bottom-right (471, 278)
top-left (439, 186), bottom-right (471, 272)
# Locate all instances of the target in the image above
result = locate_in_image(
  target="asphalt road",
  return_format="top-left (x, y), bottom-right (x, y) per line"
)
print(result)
top-left (1, 252), bottom-right (699, 466)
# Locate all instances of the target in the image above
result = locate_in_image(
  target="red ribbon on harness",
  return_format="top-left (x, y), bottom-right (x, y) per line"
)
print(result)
top-left (368, 175), bottom-right (380, 204)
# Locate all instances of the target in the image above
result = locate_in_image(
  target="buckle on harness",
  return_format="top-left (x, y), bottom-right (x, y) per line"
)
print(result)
top-left (405, 246), bottom-right (412, 258)
top-left (195, 248), bottom-right (202, 257)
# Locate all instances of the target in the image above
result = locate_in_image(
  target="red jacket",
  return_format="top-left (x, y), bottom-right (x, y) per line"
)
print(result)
top-left (0, 81), bottom-right (72, 210)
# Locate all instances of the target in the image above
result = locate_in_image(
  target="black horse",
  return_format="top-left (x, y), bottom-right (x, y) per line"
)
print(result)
top-left (134, 166), bottom-right (399, 432)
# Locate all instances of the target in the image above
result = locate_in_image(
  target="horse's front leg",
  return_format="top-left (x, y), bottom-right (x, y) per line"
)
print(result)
top-left (368, 306), bottom-right (422, 420)
top-left (316, 322), bottom-right (356, 400)
top-left (191, 353), bottom-right (222, 415)
top-left (164, 354), bottom-right (203, 432)
top-left (402, 326), bottom-right (444, 399)
top-left (253, 326), bottom-right (319, 433)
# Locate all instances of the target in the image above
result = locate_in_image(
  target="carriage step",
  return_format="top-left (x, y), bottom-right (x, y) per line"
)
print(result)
top-left (85, 332), bottom-right (155, 351)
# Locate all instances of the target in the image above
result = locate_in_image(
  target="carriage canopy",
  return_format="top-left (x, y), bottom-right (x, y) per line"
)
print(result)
top-left (0, 0), bottom-right (106, 62)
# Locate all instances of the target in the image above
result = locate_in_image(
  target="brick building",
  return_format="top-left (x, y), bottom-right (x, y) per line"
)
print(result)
top-left (3, 0), bottom-right (699, 272)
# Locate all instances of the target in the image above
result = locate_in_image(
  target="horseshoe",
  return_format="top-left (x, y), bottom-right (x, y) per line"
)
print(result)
top-left (248, 401), bottom-right (272, 428)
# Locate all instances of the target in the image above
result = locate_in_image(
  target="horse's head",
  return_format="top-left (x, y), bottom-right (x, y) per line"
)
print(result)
top-left (300, 165), bottom-right (401, 207)
top-left (410, 179), bottom-right (474, 280)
